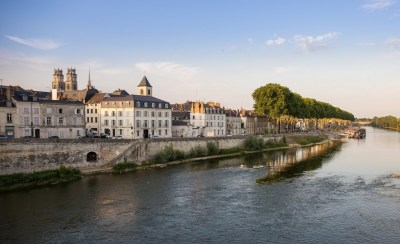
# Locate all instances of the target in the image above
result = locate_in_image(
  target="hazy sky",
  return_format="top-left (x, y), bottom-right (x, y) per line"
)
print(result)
top-left (1, 0), bottom-right (399, 118)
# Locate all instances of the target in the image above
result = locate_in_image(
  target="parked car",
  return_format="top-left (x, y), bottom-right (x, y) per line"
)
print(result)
top-left (197, 135), bottom-right (204, 138)
top-left (151, 135), bottom-right (161, 139)
top-left (112, 135), bottom-right (123, 139)
top-left (0, 135), bottom-right (7, 139)
top-left (49, 136), bottom-right (59, 139)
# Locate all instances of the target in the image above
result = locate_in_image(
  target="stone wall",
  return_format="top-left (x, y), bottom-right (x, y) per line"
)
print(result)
top-left (0, 137), bottom-right (247, 175)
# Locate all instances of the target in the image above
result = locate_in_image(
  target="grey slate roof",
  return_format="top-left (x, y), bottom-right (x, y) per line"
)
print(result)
top-left (137, 76), bottom-right (152, 87)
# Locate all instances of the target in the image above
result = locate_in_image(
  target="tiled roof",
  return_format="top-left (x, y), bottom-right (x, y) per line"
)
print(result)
top-left (137, 76), bottom-right (152, 87)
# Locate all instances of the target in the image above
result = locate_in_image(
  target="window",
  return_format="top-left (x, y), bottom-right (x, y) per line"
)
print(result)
top-left (158, 130), bottom-right (161, 136)
top-left (33, 108), bottom-right (39, 114)
top-left (144, 120), bottom-right (148, 127)
top-left (95, 109), bottom-right (98, 113)
top-left (105, 111), bottom-right (109, 116)
top-left (152, 103), bottom-right (155, 108)
top-left (144, 102), bottom-right (148, 108)
top-left (34, 117), bottom-right (39, 125)
top-left (112, 120), bottom-right (116, 126)
top-left (165, 104), bottom-right (168, 109)
top-left (59, 131), bottom-right (64, 138)
top-left (158, 111), bottom-right (162, 117)
top-left (144, 111), bottom-right (148, 117)
top-left (75, 109), bottom-right (81, 114)
top-left (59, 117), bottom-right (64, 125)
top-left (24, 129), bottom-right (30, 137)
top-left (159, 103), bottom-right (162, 108)
top-left (105, 120), bottom-right (109, 126)
top-left (119, 129), bottom-right (123, 135)
top-left (165, 129), bottom-right (168, 136)
top-left (136, 111), bottom-right (141, 117)
top-left (6, 113), bottom-right (12, 123)
top-left (136, 130), bottom-right (140, 136)
top-left (140, 89), bottom-right (144, 95)
top-left (165, 120), bottom-right (169, 127)
top-left (46, 117), bottom-right (52, 126)
top-left (95, 117), bottom-right (98, 123)
top-left (148, 89), bottom-right (151, 95)
top-left (24, 117), bottom-right (29, 126)
top-left (151, 111), bottom-right (155, 117)
top-left (112, 111), bottom-right (116, 116)
top-left (151, 120), bottom-right (155, 128)
top-left (119, 120), bottom-right (123, 126)
top-left (91, 109), bottom-right (93, 114)
top-left (118, 111), bottom-right (123, 117)
top-left (136, 120), bottom-right (141, 127)
top-left (77, 130), bottom-right (80, 136)
top-left (165, 112), bottom-right (169, 117)
top-left (136, 101), bottom-right (140, 107)
top-left (87, 109), bottom-right (90, 114)
top-left (91, 117), bottom-right (93, 123)
top-left (192, 115), bottom-right (195, 119)
top-left (24, 108), bottom-right (29, 114)
top-left (158, 120), bottom-right (162, 127)
top-left (87, 117), bottom-right (90, 123)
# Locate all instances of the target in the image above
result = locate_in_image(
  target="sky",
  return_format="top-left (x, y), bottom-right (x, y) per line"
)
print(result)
top-left (0, 0), bottom-right (399, 118)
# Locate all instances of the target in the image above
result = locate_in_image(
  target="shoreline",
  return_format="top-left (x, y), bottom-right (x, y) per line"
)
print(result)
top-left (80, 136), bottom-right (340, 176)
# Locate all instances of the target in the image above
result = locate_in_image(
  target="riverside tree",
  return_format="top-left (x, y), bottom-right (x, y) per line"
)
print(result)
top-left (252, 83), bottom-right (355, 132)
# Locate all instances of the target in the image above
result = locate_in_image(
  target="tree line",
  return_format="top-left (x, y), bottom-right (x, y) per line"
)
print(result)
top-left (252, 83), bottom-right (355, 121)
top-left (371, 116), bottom-right (399, 129)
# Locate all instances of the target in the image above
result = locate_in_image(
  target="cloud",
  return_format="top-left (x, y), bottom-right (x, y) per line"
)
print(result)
top-left (265, 37), bottom-right (286, 46)
top-left (135, 61), bottom-right (201, 80)
top-left (362, 0), bottom-right (396, 11)
top-left (5, 35), bottom-right (61, 50)
top-left (275, 66), bottom-right (298, 74)
top-left (294, 32), bottom-right (340, 52)
top-left (356, 42), bottom-right (376, 47)
top-left (0, 48), bottom-right (54, 71)
top-left (385, 38), bottom-right (400, 48)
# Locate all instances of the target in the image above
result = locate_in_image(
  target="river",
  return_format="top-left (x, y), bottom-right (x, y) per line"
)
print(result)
top-left (1, 127), bottom-right (400, 243)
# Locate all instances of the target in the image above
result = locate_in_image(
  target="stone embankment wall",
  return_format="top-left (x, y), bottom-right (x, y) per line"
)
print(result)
top-left (0, 137), bottom-right (247, 175)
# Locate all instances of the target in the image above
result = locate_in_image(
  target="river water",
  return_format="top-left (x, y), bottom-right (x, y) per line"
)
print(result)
top-left (1, 127), bottom-right (400, 243)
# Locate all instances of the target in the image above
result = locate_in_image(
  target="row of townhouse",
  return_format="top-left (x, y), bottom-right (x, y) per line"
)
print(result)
top-left (0, 89), bottom-right (85, 138)
top-left (171, 101), bottom-right (270, 138)
top-left (0, 72), bottom-right (172, 139)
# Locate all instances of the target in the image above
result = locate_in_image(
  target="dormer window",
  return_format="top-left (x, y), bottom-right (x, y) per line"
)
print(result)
top-left (22, 95), bottom-right (28, 101)
top-left (136, 101), bottom-right (140, 107)
top-left (147, 89), bottom-right (151, 95)
top-left (165, 104), bottom-right (168, 109)
top-left (152, 103), bottom-right (155, 108)
top-left (140, 89), bottom-right (144, 95)
top-left (159, 103), bottom-right (162, 108)
top-left (144, 102), bottom-right (148, 108)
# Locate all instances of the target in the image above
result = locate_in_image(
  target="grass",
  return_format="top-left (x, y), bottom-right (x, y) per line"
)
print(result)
top-left (112, 162), bottom-right (137, 172)
top-left (0, 166), bottom-right (81, 193)
top-left (288, 135), bottom-right (326, 145)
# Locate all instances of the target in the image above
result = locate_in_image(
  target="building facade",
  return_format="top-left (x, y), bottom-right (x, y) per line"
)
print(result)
top-left (190, 101), bottom-right (226, 137)
top-left (226, 109), bottom-right (242, 135)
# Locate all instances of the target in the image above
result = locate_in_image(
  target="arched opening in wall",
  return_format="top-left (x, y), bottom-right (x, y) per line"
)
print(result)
top-left (87, 152), bottom-right (97, 162)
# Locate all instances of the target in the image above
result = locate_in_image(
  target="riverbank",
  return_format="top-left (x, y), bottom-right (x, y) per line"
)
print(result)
top-left (0, 166), bottom-right (81, 193)
top-left (100, 134), bottom-right (334, 175)
top-left (1, 133), bottom-right (339, 191)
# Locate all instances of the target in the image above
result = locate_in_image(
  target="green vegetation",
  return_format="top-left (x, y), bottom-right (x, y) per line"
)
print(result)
top-left (371, 116), bottom-right (400, 131)
top-left (288, 135), bottom-right (325, 145)
top-left (153, 145), bottom-right (186, 164)
top-left (252, 83), bottom-right (354, 121)
top-left (0, 166), bottom-right (81, 192)
top-left (244, 135), bottom-right (287, 151)
top-left (113, 162), bottom-right (137, 172)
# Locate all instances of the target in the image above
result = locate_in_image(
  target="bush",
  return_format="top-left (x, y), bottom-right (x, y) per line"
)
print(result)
top-left (244, 135), bottom-right (264, 150)
top-left (113, 162), bottom-right (137, 172)
top-left (207, 142), bottom-right (219, 155)
top-left (152, 145), bottom-right (186, 164)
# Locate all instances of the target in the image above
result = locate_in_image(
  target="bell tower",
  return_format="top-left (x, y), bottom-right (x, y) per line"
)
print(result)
top-left (65, 68), bottom-right (78, 91)
top-left (136, 76), bottom-right (153, 96)
top-left (51, 68), bottom-right (64, 91)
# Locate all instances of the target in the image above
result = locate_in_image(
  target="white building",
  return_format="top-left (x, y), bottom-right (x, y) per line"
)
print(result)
top-left (226, 109), bottom-right (242, 135)
top-left (190, 101), bottom-right (226, 137)
top-left (99, 76), bottom-right (172, 139)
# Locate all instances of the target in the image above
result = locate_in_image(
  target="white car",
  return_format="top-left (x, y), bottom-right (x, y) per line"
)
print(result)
top-left (112, 135), bottom-right (123, 139)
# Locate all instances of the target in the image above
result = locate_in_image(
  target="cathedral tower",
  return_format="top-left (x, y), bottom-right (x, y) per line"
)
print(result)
top-left (65, 68), bottom-right (78, 91)
top-left (51, 68), bottom-right (65, 91)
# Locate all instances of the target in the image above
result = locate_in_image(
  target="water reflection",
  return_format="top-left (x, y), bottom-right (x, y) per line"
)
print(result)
top-left (257, 141), bottom-right (343, 184)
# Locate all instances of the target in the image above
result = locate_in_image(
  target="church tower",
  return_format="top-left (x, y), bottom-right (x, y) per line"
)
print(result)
top-left (86, 68), bottom-right (95, 90)
top-left (65, 68), bottom-right (78, 91)
top-left (137, 76), bottom-right (153, 96)
top-left (51, 68), bottom-right (65, 91)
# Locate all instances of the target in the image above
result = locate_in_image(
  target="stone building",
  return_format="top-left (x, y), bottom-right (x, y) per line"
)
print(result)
top-left (0, 97), bottom-right (16, 138)
top-left (226, 109), bottom-right (242, 135)
top-left (98, 76), bottom-right (172, 139)
top-left (240, 109), bottom-right (255, 135)
top-left (190, 101), bottom-right (226, 137)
